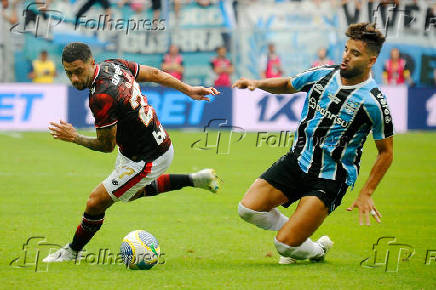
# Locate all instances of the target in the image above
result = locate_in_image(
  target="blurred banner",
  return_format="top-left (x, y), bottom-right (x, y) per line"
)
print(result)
top-left (0, 84), bottom-right (434, 132)
top-left (0, 84), bottom-right (67, 130)
top-left (233, 86), bottom-right (408, 133)
top-left (381, 86), bottom-right (408, 133)
top-left (233, 88), bottom-right (306, 131)
top-left (408, 88), bottom-right (436, 130)
top-left (68, 86), bottom-right (232, 129)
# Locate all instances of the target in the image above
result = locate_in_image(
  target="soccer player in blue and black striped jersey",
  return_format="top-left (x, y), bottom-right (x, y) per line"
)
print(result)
top-left (233, 23), bottom-right (393, 263)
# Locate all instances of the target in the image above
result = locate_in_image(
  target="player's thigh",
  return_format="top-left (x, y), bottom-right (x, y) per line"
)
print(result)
top-left (276, 196), bottom-right (328, 246)
top-left (241, 178), bottom-right (289, 212)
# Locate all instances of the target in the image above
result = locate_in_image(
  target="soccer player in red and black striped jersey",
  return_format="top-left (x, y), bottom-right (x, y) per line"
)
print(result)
top-left (44, 42), bottom-right (219, 262)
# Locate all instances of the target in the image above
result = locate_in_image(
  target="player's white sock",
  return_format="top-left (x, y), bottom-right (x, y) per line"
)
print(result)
top-left (238, 202), bottom-right (288, 230)
top-left (274, 237), bottom-right (324, 260)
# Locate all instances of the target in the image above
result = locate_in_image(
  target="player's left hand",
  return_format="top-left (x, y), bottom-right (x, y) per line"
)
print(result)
top-left (347, 193), bottom-right (382, 225)
top-left (49, 120), bottom-right (78, 143)
top-left (187, 86), bottom-right (220, 101)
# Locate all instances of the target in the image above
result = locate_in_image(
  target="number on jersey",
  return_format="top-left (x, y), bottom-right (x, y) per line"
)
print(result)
top-left (129, 82), bottom-right (153, 126)
top-left (152, 124), bottom-right (167, 145)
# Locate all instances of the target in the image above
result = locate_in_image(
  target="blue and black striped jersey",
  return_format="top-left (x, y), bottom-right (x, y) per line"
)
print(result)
top-left (290, 65), bottom-right (394, 186)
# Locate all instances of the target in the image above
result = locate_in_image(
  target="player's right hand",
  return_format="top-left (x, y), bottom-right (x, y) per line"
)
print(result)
top-left (49, 120), bottom-right (78, 143)
top-left (232, 78), bottom-right (257, 91)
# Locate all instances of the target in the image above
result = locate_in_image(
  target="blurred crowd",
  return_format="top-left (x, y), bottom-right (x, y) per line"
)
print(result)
top-left (34, 43), bottom-right (436, 88)
top-left (1, 0), bottom-right (435, 86)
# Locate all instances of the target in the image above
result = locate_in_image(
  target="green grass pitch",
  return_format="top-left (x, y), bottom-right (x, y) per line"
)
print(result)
top-left (0, 130), bottom-right (435, 289)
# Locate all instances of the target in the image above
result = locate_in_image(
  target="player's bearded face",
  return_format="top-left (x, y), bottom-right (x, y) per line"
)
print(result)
top-left (63, 59), bottom-right (94, 90)
top-left (340, 39), bottom-right (370, 79)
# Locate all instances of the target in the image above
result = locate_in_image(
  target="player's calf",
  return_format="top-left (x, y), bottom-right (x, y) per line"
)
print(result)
top-left (131, 169), bottom-right (220, 201)
top-left (72, 185), bottom-right (112, 252)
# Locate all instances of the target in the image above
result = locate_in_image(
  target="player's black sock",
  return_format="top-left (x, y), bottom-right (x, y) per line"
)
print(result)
top-left (70, 212), bottom-right (105, 252)
top-left (145, 174), bottom-right (193, 196)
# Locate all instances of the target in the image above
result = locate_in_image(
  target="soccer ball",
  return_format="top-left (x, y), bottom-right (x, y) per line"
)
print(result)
top-left (120, 230), bottom-right (160, 270)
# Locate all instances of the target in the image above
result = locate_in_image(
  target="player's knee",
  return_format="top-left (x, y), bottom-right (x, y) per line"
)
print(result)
top-left (86, 194), bottom-right (110, 214)
top-left (86, 196), bottom-right (103, 213)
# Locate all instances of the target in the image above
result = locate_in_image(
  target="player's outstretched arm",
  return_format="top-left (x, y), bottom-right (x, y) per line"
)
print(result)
top-left (347, 136), bottom-right (393, 225)
top-left (135, 65), bottom-right (219, 101)
top-left (49, 120), bottom-right (117, 153)
top-left (232, 77), bottom-right (299, 94)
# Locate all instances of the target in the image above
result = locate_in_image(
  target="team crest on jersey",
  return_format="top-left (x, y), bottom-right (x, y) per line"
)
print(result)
top-left (344, 100), bottom-right (360, 114)
top-left (90, 86), bottom-right (96, 95)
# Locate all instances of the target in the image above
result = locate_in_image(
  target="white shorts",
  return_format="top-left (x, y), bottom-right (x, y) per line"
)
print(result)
top-left (102, 145), bottom-right (174, 202)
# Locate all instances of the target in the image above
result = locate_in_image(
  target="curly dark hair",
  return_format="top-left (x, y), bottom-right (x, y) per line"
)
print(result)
top-left (62, 42), bottom-right (92, 63)
top-left (345, 23), bottom-right (385, 56)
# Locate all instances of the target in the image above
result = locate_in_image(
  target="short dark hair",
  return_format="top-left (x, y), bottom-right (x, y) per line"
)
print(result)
top-left (62, 42), bottom-right (92, 63)
top-left (345, 23), bottom-right (385, 56)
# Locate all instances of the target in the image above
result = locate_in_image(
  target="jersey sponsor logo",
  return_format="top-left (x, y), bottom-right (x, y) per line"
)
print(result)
top-left (152, 124), bottom-right (167, 145)
top-left (308, 96), bottom-right (349, 128)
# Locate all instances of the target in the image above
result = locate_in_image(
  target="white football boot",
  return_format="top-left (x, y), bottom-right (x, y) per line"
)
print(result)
top-left (191, 168), bottom-right (219, 193)
top-left (278, 256), bottom-right (296, 264)
top-left (42, 244), bottom-right (81, 263)
top-left (310, 236), bottom-right (334, 262)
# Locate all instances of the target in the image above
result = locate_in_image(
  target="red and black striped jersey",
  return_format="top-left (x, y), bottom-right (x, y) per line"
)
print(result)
top-left (89, 59), bottom-right (171, 162)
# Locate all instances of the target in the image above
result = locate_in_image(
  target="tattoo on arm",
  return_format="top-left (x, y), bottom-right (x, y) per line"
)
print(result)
top-left (74, 125), bottom-right (117, 152)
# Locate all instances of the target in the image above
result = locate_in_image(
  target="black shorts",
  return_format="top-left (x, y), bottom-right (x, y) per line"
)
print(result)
top-left (260, 151), bottom-right (348, 214)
